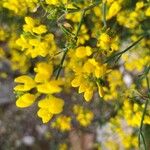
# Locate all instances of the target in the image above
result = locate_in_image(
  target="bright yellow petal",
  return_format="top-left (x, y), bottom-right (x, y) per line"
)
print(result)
top-left (16, 93), bottom-right (36, 108)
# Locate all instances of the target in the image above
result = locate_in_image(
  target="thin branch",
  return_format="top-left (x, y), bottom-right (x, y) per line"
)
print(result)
top-left (105, 35), bottom-right (146, 63)
top-left (49, 50), bottom-right (64, 61)
top-left (74, 10), bottom-right (85, 40)
top-left (55, 48), bottom-right (68, 79)
top-left (55, 9), bottom-right (86, 79)
top-left (139, 131), bottom-right (147, 150)
top-left (83, 1), bottom-right (101, 11)
top-left (138, 68), bottom-right (150, 150)
top-left (39, 0), bottom-right (47, 12)
top-left (67, 1), bottom-right (101, 13)
top-left (102, 1), bottom-right (107, 28)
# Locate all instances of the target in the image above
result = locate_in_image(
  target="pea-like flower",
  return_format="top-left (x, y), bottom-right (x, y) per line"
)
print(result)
top-left (16, 93), bottom-right (36, 108)
top-left (37, 96), bottom-right (64, 123)
top-left (14, 75), bottom-right (36, 91)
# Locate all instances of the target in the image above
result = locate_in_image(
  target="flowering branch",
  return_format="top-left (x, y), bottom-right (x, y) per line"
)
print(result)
top-left (55, 9), bottom-right (85, 79)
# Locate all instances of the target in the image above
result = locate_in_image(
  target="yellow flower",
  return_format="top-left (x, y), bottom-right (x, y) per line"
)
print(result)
top-left (52, 115), bottom-right (72, 131)
top-left (45, 0), bottom-right (59, 5)
top-left (107, 1), bottom-right (121, 20)
top-left (73, 105), bottom-right (94, 127)
top-left (38, 96), bottom-right (64, 114)
top-left (45, 0), bottom-right (67, 5)
top-left (97, 83), bottom-right (104, 97)
top-left (97, 33), bottom-right (119, 54)
top-left (82, 88), bottom-right (93, 101)
top-left (0, 47), bottom-right (5, 57)
top-left (34, 62), bottom-right (53, 83)
top-left (16, 35), bottom-right (30, 50)
top-left (37, 80), bottom-right (63, 94)
top-left (23, 17), bottom-right (47, 34)
top-left (97, 33), bottom-right (110, 49)
top-left (75, 46), bottom-right (92, 58)
top-left (2, 0), bottom-right (38, 15)
top-left (100, 33), bottom-right (110, 43)
top-left (23, 17), bottom-right (36, 33)
top-left (83, 59), bottom-right (107, 78)
top-left (0, 28), bottom-right (7, 41)
top-left (71, 74), bottom-right (94, 101)
top-left (37, 96), bottom-right (64, 123)
top-left (77, 25), bottom-right (90, 45)
top-left (135, 2), bottom-right (144, 10)
top-left (71, 58), bottom-right (107, 101)
top-left (145, 7), bottom-right (150, 16)
top-left (37, 108), bottom-right (53, 123)
top-left (58, 143), bottom-right (68, 150)
top-left (14, 75), bottom-right (36, 91)
top-left (16, 93), bottom-right (36, 108)
top-left (27, 40), bottom-right (49, 58)
top-left (32, 25), bottom-right (47, 34)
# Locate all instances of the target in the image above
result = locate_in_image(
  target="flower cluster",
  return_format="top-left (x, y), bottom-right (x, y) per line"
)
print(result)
top-left (73, 105), bottom-right (94, 127)
top-left (14, 62), bottom-right (64, 123)
top-left (0, 0), bottom-right (150, 149)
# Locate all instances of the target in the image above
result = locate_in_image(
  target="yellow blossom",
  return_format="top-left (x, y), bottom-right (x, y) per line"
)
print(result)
top-left (73, 105), bottom-right (94, 127)
top-left (23, 17), bottom-right (36, 33)
top-left (32, 25), bottom-right (47, 34)
top-left (135, 1), bottom-right (144, 10)
top-left (14, 75), bottom-right (36, 91)
top-left (16, 93), bottom-right (36, 108)
top-left (38, 96), bottom-right (64, 114)
top-left (52, 115), bottom-right (72, 131)
top-left (37, 108), bottom-right (53, 123)
top-left (107, 2), bottom-right (121, 20)
top-left (34, 62), bottom-right (53, 83)
top-left (37, 96), bottom-right (64, 123)
top-left (145, 7), bottom-right (150, 16)
top-left (37, 80), bottom-right (63, 94)
top-left (75, 46), bottom-right (92, 58)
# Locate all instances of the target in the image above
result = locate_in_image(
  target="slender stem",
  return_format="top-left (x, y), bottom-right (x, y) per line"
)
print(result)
top-left (39, 0), bottom-right (47, 12)
top-left (49, 50), bottom-right (64, 61)
top-left (74, 10), bottom-right (85, 40)
top-left (105, 35), bottom-right (145, 63)
top-left (139, 131), bottom-right (147, 150)
top-left (83, 1), bottom-right (101, 11)
top-left (115, 36), bottom-right (144, 57)
top-left (146, 73), bottom-right (150, 95)
top-left (102, 1), bottom-right (107, 28)
top-left (55, 48), bottom-right (68, 79)
top-left (59, 24), bottom-right (75, 36)
top-left (55, 8), bottom-right (86, 79)
top-left (138, 72), bottom-right (150, 150)
top-left (67, 1), bottom-right (101, 13)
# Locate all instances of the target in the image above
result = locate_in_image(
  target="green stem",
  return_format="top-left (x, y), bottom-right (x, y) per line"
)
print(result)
top-left (139, 132), bottom-right (147, 150)
top-left (49, 50), bottom-right (64, 61)
top-left (55, 8), bottom-right (86, 79)
top-left (83, 1), bottom-right (101, 11)
top-left (55, 48), bottom-right (68, 79)
top-left (39, 0), bottom-right (47, 12)
top-left (67, 1), bottom-right (101, 13)
top-left (74, 10), bottom-right (85, 40)
top-left (102, 1), bottom-right (107, 28)
top-left (138, 72), bottom-right (150, 150)
top-left (105, 35), bottom-right (145, 63)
